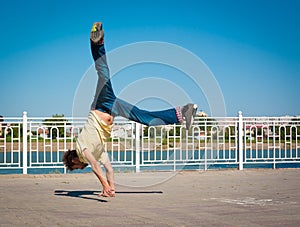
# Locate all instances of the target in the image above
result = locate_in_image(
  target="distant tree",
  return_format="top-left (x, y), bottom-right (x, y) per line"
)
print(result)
top-left (273, 117), bottom-right (300, 141)
top-left (224, 126), bottom-right (236, 141)
top-left (0, 115), bottom-right (3, 137)
top-left (4, 123), bottom-right (23, 140)
top-left (290, 117), bottom-right (300, 140)
top-left (143, 126), bottom-right (163, 137)
top-left (195, 116), bottom-right (217, 130)
top-left (168, 126), bottom-right (181, 137)
top-left (43, 114), bottom-right (70, 139)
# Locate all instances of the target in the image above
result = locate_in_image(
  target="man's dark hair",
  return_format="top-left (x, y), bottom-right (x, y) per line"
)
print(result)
top-left (62, 149), bottom-right (78, 171)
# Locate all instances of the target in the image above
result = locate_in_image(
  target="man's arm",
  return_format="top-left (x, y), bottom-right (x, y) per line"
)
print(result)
top-left (83, 148), bottom-right (114, 197)
top-left (102, 158), bottom-right (115, 196)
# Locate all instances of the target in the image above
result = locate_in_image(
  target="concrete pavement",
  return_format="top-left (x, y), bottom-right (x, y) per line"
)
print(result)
top-left (0, 169), bottom-right (300, 226)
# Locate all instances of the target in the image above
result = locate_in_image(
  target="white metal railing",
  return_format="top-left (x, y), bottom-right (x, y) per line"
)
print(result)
top-left (243, 115), bottom-right (300, 168)
top-left (0, 111), bottom-right (299, 174)
top-left (0, 116), bottom-right (23, 170)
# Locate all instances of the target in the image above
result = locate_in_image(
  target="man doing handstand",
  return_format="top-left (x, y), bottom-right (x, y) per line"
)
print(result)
top-left (63, 22), bottom-right (198, 197)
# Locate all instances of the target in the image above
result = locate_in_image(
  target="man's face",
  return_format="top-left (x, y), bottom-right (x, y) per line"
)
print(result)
top-left (72, 158), bottom-right (88, 170)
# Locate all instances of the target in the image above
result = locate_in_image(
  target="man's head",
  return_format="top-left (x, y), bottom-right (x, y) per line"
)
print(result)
top-left (62, 150), bottom-right (88, 171)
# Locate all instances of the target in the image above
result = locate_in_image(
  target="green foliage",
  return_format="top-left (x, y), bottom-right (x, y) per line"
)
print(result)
top-left (277, 125), bottom-right (299, 140)
top-left (224, 126), bottom-right (236, 141)
top-left (168, 126), bottom-right (181, 137)
top-left (4, 123), bottom-right (23, 140)
top-left (43, 114), bottom-right (70, 138)
top-left (195, 117), bottom-right (218, 131)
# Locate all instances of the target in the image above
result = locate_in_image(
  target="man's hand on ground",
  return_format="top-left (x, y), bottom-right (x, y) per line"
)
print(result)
top-left (99, 186), bottom-right (115, 197)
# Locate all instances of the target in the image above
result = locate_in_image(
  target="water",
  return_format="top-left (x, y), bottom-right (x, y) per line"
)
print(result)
top-left (0, 150), bottom-right (299, 174)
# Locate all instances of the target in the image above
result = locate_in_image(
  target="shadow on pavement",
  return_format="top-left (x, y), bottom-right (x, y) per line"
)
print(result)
top-left (116, 191), bottom-right (163, 194)
top-left (54, 190), bottom-right (163, 202)
top-left (54, 190), bottom-right (108, 203)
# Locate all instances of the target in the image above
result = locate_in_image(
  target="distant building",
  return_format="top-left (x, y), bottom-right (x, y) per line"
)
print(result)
top-left (197, 111), bottom-right (208, 117)
top-left (112, 124), bottom-right (133, 138)
top-left (194, 131), bottom-right (206, 140)
top-left (37, 128), bottom-right (49, 139)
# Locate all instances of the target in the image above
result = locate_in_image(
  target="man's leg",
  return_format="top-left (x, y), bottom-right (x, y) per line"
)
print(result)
top-left (90, 22), bottom-right (197, 128)
top-left (113, 98), bottom-right (179, 126)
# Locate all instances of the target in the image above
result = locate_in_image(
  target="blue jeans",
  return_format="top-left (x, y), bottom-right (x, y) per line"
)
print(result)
top-left (90, 43), bottom-right (179, 126)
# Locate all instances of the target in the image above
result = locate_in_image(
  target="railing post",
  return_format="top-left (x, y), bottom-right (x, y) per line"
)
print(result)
top-left (22, 111), bottom-right (28, 174)
top-left (238, 111), bottom-right (244, 170)
top-left (135, 123), bottom-right (141, 173)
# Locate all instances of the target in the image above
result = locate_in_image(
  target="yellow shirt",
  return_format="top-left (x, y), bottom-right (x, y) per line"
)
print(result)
top-left (76, 111), bottom-right (112, 164)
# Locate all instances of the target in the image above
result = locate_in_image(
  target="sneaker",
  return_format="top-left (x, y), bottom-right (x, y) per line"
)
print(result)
top-left (90, 22), bottom-right (104, 44)
top-left (181, 103), bottom-right (198, 130)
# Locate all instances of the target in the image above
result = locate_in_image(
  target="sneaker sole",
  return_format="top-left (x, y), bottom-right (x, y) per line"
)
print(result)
top-left (90, 22), bottom-right (104, 44)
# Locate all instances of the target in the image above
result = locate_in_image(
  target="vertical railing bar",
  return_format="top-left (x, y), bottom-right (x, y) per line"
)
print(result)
top-left (238, 111), bottom-right (244, 170)
top-left (22, 111), bottom-right (28, 174)
top-left (135, 122), bottom-right (140, 173)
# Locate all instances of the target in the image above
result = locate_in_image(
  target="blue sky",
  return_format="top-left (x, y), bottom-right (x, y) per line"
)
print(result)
top-left (0, 0), bottom-right (299, 117)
